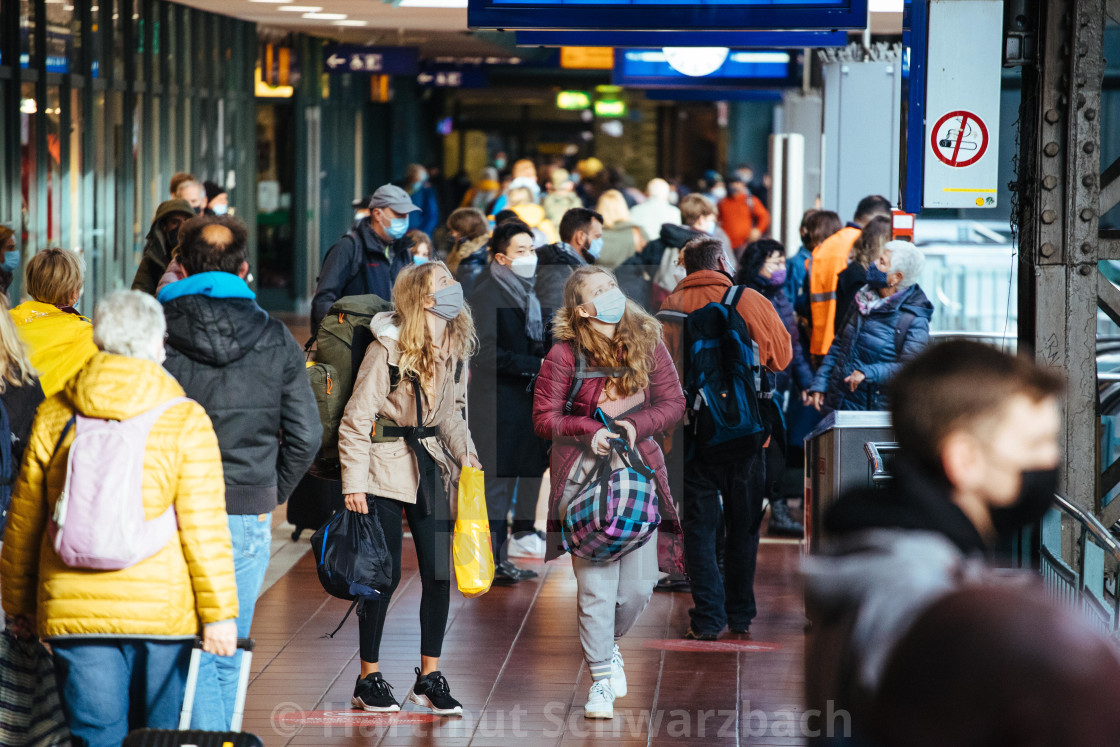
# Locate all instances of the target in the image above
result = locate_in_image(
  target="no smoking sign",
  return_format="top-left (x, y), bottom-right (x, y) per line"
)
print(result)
top-left (930, 110), bottom-right (989, 168)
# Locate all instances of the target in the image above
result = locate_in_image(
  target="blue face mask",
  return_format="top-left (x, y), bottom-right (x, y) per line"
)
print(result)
top-left (865, 264), bottom-right (891, 290)
top-left (1, 249), bottom-right (17, 273)
top-left (586, 236), bottom-right (604, 260)
top-left (590, 286), bottom-right (627, 324)
top-left (387, 216), bottom-right (410, 240)
top-left (413, 254), bottom-right (429, 265)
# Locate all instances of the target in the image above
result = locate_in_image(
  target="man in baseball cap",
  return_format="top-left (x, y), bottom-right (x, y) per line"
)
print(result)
top-left (310, 184), bottom-right (419, 334)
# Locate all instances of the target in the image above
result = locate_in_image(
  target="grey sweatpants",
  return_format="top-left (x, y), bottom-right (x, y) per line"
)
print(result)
top-left (571, 536), bottom-right (659, 670)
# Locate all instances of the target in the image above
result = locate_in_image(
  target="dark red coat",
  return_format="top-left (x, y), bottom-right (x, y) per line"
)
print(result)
top-left (532, 338), bottom-right (686, 570)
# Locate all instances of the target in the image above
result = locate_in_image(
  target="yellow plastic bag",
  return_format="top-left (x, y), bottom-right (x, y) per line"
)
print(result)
top-left (453, 465), bottom-right (495, 597)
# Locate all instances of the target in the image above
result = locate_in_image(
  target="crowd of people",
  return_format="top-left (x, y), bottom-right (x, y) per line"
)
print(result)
top-left (0, 152), bottom-right (1105, 746)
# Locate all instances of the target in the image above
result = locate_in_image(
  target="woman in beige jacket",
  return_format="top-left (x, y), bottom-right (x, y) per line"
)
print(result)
top-left (338, 260), bottom-right (480, 717)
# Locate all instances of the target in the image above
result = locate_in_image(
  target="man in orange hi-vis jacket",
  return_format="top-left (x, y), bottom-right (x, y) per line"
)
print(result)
top-left (809, 195), bottom-right (893, 357)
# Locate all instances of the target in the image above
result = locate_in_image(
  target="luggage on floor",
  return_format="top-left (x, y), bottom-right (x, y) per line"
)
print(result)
top-left (122, 638), bottom-right (263, 747)
top-left (286, 470), bottom-right (343, 540)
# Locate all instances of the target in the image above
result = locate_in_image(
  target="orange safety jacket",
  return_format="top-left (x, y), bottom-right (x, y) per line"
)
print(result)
top-left (809, 225), bottom-right (862, 356)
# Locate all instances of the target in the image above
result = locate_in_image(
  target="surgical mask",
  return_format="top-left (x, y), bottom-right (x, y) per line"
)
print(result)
top-left (586, 236), bottom-right (604, 260)
top-left (385, 216), bottom-right (410, 240)
top-left (736, 171), bottom-right (753, 184)
top-left (494, 158), bottom-right (507, 170)
top-left (865, 264), bottom-right (891, 290)
top-left (710, 186), bottom-right (727, 201)
top-left (701, 217), bottom-right (717, 235)
top-left (590, 286), bottom-right (626, 324)
top-left (428, 283), bottom-right (465, 320)
top-left (767, 268), bottom-right (788, 287)
top-left (990, 468), bottom-right (1059, 536)
top-left (672, 263), bottom-right (688, 286)
top-left (210, 203), bottom-right (229, 216)
top-left (413, 254), bottom-right (429, 265)
top-left (1, 249), bottom-right (18, 273)
top-left (510, 254), bottom-right (538, 279)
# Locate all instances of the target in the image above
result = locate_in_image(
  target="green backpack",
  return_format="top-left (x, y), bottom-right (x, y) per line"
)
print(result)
top-left (307, 294), bottom-right (392, 475)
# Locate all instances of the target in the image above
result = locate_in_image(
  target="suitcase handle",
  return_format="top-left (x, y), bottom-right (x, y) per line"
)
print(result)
top-left (179, 636), bottom-right (256, 732)
top-left (191, 637), bottom-right (255, 652)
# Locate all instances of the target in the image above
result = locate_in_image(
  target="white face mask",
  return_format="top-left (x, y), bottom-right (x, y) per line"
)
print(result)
top-left (710, 186), bottom-right (727, 201)
top-left (701, 217), bottom-right (717, 235)
top-left (510, 253), bottom-right (539, 279)
top-left (672, 263), bottom-right (688, 285)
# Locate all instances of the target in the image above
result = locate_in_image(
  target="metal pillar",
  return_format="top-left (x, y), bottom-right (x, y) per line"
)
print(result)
top-left (1018, 0), bottom-right (1113, 558)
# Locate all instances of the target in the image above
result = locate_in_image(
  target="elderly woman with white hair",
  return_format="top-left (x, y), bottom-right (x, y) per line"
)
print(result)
top-left (808, 240), bottom-right (934, 414)
top-left (0, 290), bottom-right (238, 747)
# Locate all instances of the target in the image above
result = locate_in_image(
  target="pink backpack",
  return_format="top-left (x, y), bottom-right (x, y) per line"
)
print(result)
top-left (47, 397), bottom-right (190, 570)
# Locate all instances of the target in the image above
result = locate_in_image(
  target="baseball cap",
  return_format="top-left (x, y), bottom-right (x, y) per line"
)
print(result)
top-left (369, 184), bottom-right (420, 214)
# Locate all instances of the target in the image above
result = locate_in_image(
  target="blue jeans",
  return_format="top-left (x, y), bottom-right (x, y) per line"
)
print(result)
top-left (682, 451), bottom-right (766, 635)
top-left (52, 638), bottom-right (191, 747)
top-left (190, 512), bottom-right (272, 730)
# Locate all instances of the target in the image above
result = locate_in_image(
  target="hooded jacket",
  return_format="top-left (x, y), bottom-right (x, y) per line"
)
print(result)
top-left (0, 353), bottom-right (239, 639)
top-left (10, 301), bottom-right (99, 398)
top-left (338, 311), bottom-right (474, 504)
top-left (131, 199), bottom-right (195, 296)
top-left (617, 223), bottom-right (701, 312)
top-left (810, 284), bottom-right (934, 413)
top-left (310, 218), bottom-right (411, 335)
top-left (161, 272), bottom-right (322, 515)
top-left (803, 458), bottom-right (991, 727)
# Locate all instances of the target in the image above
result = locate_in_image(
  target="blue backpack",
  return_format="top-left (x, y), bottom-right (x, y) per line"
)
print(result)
top-left (659, 286), bottom-right (770, 458)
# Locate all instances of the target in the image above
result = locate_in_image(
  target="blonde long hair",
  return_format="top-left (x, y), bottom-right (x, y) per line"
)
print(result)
top-left (551, 266), bottom-right (661, 398)
top-left (596, 190), bottom-right (631, 229)
top-left (390, 261), bottom-right (477, 389)
top-left (0, 295), bottom-right (36, 391)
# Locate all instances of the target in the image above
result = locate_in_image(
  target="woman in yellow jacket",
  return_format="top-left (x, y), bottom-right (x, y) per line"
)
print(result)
top-left (9, 248), bottom-right (99, 397)
top-left (0, 291), bottom-right (239, 747)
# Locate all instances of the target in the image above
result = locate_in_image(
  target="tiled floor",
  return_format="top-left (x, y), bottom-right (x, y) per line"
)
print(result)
top-left (240, 525), bottom-right (810, 747)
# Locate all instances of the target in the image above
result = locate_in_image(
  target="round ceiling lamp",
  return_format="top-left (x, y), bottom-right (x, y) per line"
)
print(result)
top-left (661, 47), bottom-right (730, 77)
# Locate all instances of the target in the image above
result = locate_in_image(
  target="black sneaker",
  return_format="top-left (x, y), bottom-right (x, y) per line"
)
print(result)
top-left (351, 672), bottom-right (399, 712)
top-left (499, 560), bottom-right (538, 580)
top-left (408, 668), bottom-right (463, 716)
top-left (684, 626), bottom-right (719, 641)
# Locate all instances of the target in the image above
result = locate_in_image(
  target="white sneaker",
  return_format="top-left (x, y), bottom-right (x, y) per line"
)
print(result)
top-left (610, 644), bottom-right (627, 698)
top-left (507, 531), bottom-right (546, 559)
top-left (584, 680), bottom-right (615, 719)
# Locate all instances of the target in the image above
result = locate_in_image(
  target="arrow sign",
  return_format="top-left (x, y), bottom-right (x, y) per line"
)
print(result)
top-left (322, 45), bottom-right (418, 76)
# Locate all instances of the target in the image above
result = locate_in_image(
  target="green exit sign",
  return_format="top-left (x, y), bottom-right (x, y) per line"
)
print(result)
top-left (556, 90), bottom-right (591, 110)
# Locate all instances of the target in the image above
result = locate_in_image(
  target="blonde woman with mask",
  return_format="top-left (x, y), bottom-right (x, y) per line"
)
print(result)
top-left (338, 260), bottom-right (479, 716)
top-left (532, 266), bottom-right (685, 719)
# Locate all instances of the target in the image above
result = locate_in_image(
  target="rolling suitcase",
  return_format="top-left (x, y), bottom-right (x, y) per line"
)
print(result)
top-left (286, 470), bottom-right (343, 540)
top-left (122, 638), bottom-right (264, 747)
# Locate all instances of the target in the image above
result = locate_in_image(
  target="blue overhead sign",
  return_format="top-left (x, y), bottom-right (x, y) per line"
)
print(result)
top-left (470, 0), bottom-right (867, 31)
top-left (417, 66), bottom-right (489, 88)
top-left (614, 49), bottom-right (799, 89)
top-left (516, 30), bottom-right (849, 48)
top-left (323, 45), bottom-right (419, 75)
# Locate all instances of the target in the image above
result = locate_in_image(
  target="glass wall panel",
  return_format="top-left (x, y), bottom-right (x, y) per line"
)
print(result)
top-left (68, 87), bottom-right (82, 255)
top-left (46, 85), bottom-right (61, 246)
top-left (20, 0), bottom-right (34, 69)
top-left (44, 2), bottom-right (76, 75)
top-left (20, 81), bottom-right (37, 260)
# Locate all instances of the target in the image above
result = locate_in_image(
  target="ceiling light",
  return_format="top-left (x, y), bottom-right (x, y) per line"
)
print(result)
top-left (277, 5), bottom-right (321, 11)
top-left (661, 47), bottom-right (729, 77)
top-left (333, 19), bottom-right (368, 26)
top-left (398, 0), bottom-right (468, 7)
top-left (302, 12), bottom-right (346, 19)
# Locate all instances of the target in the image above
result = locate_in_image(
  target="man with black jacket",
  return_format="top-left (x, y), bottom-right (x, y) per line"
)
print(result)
top-left (310, 184), bottom-right (416, 334)
top-left (159, 215), bottom-right (321, 731)
top-left (803, 341), bottom-right (1063, 741)
top-left (535, 207), bottom-right (603, 324)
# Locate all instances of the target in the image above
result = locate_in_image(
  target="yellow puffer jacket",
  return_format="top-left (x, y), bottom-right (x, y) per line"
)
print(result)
top-left (10, 301), bottom-right (99, 398)
top-left (0, 352), bottom-right (239, 639)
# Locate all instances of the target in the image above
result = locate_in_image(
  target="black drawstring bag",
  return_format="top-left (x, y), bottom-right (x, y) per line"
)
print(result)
top-left (310, 506), bottom-right (392, 637)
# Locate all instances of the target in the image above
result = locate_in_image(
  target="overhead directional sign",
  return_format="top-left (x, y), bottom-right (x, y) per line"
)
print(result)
top-left (323, 45), bottom-right (419, 75)
top-left (417, 66), bottom-right (489, 88)
top-left (614, 49), bottom-right (798, 89)
top-left (469, 0), bottom-right (868, 31)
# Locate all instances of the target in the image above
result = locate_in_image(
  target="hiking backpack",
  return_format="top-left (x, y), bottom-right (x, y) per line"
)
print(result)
top-left (47, 398), bottom-right (189, 570)
top-left (306, 294), bottom-right (392, 475)
top-left (658, 286), bottom-right (769, 457)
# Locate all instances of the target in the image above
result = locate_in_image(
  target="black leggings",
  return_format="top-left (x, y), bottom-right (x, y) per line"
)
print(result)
top-left (358, 495), bottom-right (452, 664)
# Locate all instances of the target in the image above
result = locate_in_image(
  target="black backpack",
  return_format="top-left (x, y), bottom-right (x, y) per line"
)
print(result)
top-left (658, 286), bottom-right (769, 458)
top-left (311, 508), bottom-right (393, 637)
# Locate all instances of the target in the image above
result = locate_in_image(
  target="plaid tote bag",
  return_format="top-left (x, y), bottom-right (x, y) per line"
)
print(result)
top-left (0, 630), bottom-right (71, 746)
top-left (562, 441), bottom-right (661, 561)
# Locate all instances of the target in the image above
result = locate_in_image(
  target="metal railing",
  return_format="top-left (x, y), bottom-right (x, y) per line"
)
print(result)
top-left (1041, 494), bottom-right (1120, 634)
